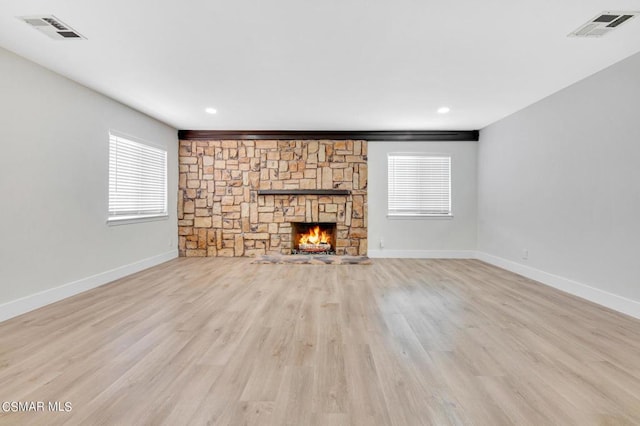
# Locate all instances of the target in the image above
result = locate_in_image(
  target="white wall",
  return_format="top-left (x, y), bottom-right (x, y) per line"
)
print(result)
top-left (368, 141), bottom-right (477, 257)
top-left (0, 47), bottom-right (178, 320)
top-left (478, 51), bottom-right (640, 316)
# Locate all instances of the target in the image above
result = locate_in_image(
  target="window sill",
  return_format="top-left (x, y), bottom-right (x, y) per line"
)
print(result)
top-left (387, 214), bottom-right (453, 220)
top-left (107, 214), bottom-right (169, 226)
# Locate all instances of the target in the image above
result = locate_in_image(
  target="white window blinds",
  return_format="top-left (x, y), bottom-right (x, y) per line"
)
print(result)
top-left (108, 132), bottom-right (167, 221)
top-left (388, 153), bottom-right (451, 216)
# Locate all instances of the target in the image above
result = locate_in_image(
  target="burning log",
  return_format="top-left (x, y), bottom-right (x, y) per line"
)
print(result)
top-left (298, 242), bottom-right (331, 253)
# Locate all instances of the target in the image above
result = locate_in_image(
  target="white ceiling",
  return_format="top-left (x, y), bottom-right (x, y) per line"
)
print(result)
top-left (1, 1), bottom-right (640, 131)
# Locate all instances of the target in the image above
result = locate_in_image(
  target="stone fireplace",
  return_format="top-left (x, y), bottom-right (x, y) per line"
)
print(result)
top-left (178, 139), bottom-right (367, 257)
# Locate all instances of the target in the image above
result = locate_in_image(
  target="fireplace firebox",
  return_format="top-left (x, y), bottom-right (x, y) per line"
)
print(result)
top-left (291, 222), bottom-right (337, 255)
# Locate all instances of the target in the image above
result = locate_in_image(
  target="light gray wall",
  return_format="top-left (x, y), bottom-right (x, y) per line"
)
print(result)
top-left (368, 141), bottom-right (478, 256)
top-left (478, 51), bottom-right (640, 302)
top-left (0, 47), bottom-right (178, 307)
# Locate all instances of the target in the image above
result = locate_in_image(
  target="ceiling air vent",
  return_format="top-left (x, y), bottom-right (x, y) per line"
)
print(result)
top-left (18, 15), bottom-right (86, 40)
top-left (569, 11), bottom-right (639, 37)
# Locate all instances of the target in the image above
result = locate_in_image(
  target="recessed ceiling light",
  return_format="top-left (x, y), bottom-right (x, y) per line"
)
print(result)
top-left (205, 108), bottom-right (217, 114)
top-left (437, 106), bottom-right (450, 114)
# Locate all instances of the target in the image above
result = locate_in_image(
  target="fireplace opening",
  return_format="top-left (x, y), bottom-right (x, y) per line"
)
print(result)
top-left (291, 222), bottom-right (337, 255)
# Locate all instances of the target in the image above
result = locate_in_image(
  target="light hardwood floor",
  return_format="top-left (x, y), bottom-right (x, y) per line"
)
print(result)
top-left (1, 258), bottom-right (640, 425)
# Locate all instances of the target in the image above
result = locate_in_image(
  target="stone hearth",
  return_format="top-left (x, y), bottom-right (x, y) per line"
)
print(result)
top-left (251, 254), bottom-right (372, 265)
top-left (178, 140), bottom-right (367, 257)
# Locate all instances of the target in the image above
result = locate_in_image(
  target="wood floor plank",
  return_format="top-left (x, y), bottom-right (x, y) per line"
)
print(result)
top-left (1, 258), bottom-right (640, 425)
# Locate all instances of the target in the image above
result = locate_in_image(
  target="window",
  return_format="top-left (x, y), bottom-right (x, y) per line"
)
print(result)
top-left (108, 131), bottom-right (167, 223)
top-left (387, 153), bottom-right (451, 217)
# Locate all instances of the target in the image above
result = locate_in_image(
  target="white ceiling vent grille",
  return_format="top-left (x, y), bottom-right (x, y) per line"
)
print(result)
top-left (18, 15), bottom-right (86, 40)
top-left (569, 11), bottom-right (639, 37)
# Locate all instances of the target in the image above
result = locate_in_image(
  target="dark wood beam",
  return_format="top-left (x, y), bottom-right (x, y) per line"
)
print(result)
top-left (178, 130), bottom-right (479, 141)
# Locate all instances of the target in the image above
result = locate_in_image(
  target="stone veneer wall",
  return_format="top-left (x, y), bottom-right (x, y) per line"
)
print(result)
top-left (178, 140), bottom-right (367, 257)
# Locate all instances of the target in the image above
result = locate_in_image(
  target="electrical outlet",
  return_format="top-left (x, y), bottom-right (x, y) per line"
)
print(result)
top-left (380, 238), bottom-right (384, 248)
top-left (522, 249), bottom-right (529, 260)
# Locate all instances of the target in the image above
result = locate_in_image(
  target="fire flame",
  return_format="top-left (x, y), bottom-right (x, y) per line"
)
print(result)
top-left (299, 225), bottom-right (330, 245)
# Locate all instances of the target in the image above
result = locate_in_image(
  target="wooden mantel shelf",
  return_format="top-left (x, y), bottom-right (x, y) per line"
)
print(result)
top-left (257, 189), bottom-right (351, 196)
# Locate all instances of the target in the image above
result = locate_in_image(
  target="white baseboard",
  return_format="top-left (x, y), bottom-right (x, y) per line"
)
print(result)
top-left (0, 250), bottom-right (178, 323)
top-left (476, 251), bottom-right (640, 320)
top-left (368, 249), bottom-right (476, 259)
